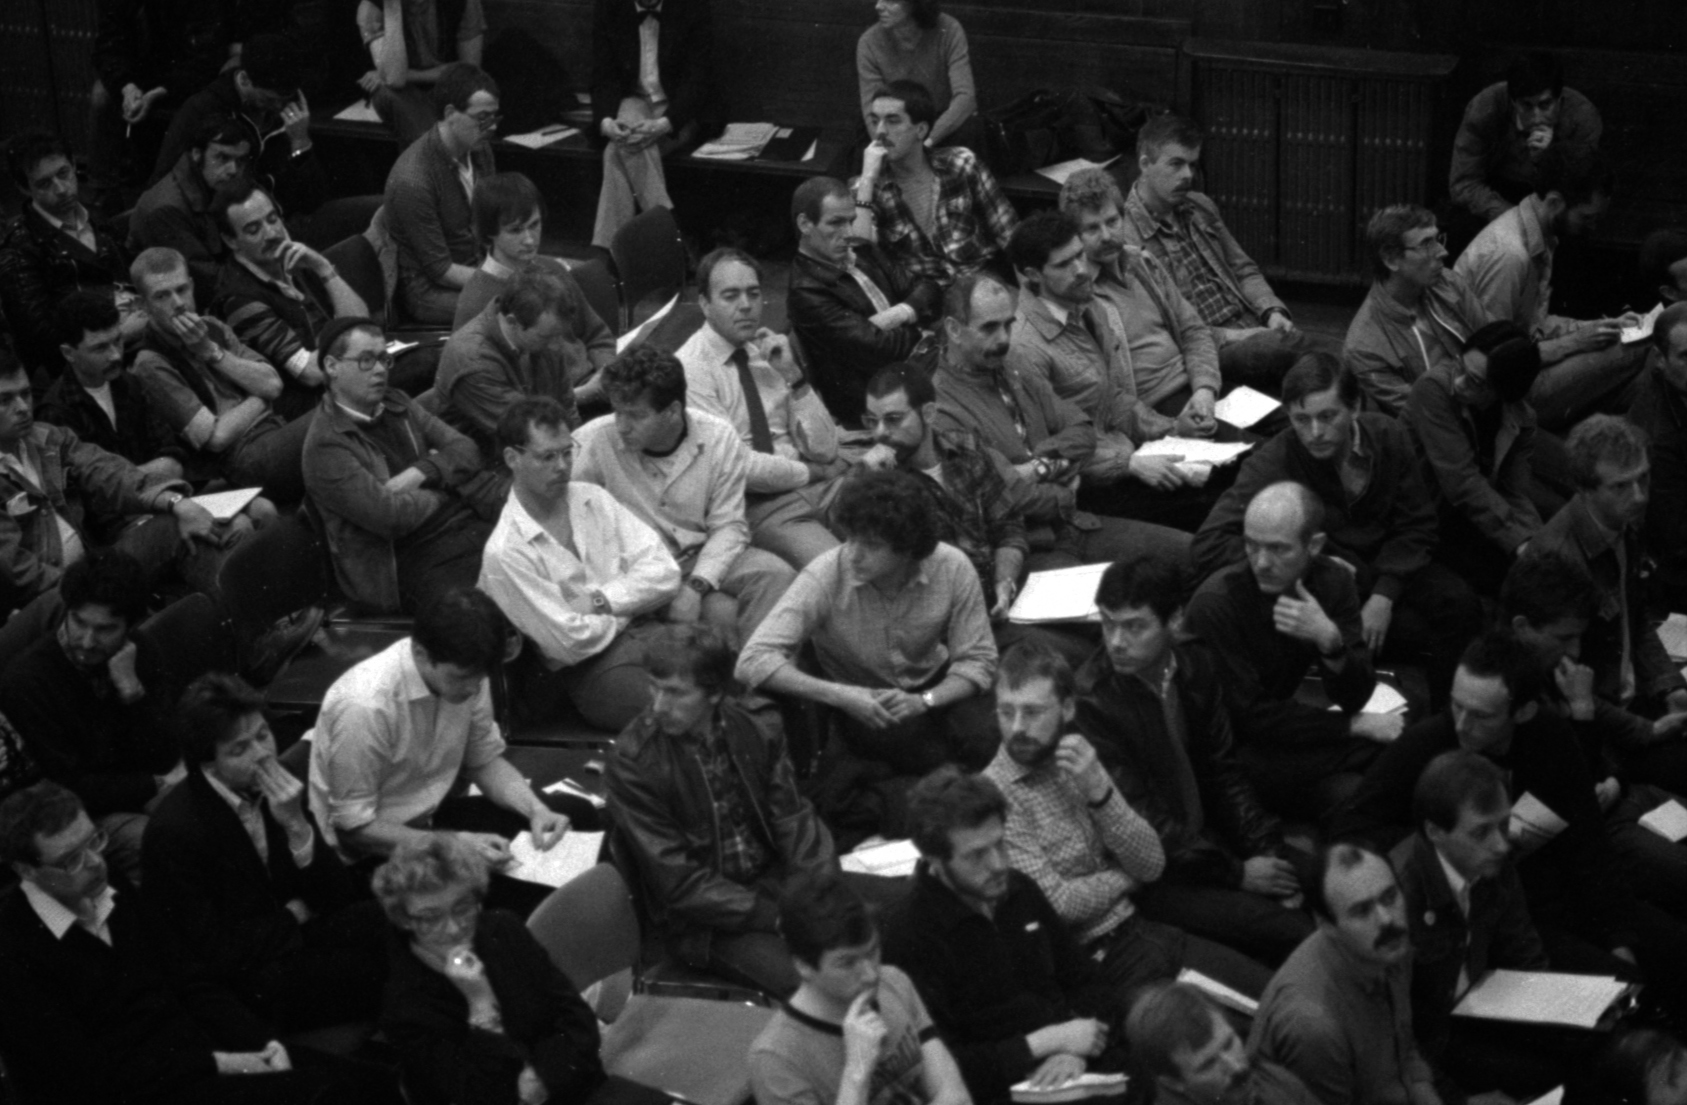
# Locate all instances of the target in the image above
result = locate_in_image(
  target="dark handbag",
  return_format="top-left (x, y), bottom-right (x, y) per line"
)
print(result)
top-left (981, 88), bottom-right (1073, 175)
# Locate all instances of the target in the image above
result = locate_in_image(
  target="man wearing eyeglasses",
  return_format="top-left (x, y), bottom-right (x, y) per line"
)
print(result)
top-left (384, 62), bottom-right (501, 325)
top-left (303, 317), bottom-right (500, 615)
top-left (1343, 204), bottom-right (1495, 417)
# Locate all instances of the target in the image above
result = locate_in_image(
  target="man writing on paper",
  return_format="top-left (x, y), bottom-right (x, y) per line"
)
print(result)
top-left (605, 623), bottom-right (838, 998)
top-left (1184, 481), bottom-right (1387, 823)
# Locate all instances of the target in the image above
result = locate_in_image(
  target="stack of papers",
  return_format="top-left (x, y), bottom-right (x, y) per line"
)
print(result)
top-left (1622, 302), bottom-right (1665, 344)
top-left (1509, 792), bottom-right (1568, 851)
top-left (839, 839), bottom-right (920, 878)
top-left (505, 830), bottom-right (604, 887)
top-left (1641, 799), bottom-right (1687, 842)
top-left (1007, 563), bottom-right (1109, 624)
top-left (692, 123), bottom-right (777, 160)
top-left (1658, 612), bottom-right (1687, 662)
top-left (1328, 683), bottom-right (1408, 716)
top-left (505, 124), bottom-right (579, 149)
top-left (1137, 437), bottom-right (1254, 466)
top-left (1034, 156), bottom-right (1120, 186)
top-left (1214, 385), bottom-right (1281, 429)
top-left (333, 100), bottom-right (382, 124)
top-left (190, 486), bottom-right (263, 522)
top-left (1453, 970), bottom-right (1629, 1028)
top-left (1010, 1073), bottom-right (1128, 1103)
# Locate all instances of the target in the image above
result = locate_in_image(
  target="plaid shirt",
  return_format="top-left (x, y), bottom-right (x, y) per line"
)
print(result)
top-left (872, 146), bottom-right (1018, 287)
top-left (909, 428), bottom-right (1030, 589)
top-left (692, 717), bottom-right (772, 885)
top-left (983, 743), bottom-right (1165, 945)
top-left (1127, 205), bottom-right (1250, 330)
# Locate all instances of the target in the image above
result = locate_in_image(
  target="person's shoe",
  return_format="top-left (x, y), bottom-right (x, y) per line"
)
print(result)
top-left (243, 606), bottom-right (326, 686)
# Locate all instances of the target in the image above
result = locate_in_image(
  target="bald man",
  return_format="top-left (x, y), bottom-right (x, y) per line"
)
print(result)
top-left (1184, 482), bottom-right (1392, 822)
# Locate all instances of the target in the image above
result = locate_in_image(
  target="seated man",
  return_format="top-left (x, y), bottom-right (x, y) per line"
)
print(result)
top-left (984, 641), bottom-right (1273, 998)
top-left (356, 0), bottom-right (486, 145)
top-left (588, 0), bottom-right (718, 248)
top-left (384, 63), bottom-right (500, 325)
top-left (1640, 228), bottom-right (1687, 310)
top-left (130, 113), bottom-right (252, 300)
top-left (1533, 415), bottom-right (1686, 717)
top-left (306, 587), bottom-right (578, 911)
top-left (1007, 206), bottom-right (1221, 531)
top-left (1185, 481), bottom-right (1388, 822)
top-left (1117, 117), bottom-right (1316, 395)
top-left (788, 175), bottom-right (940, 426)
top-left (1454, 153), bottom-right (1642, 431)
top-left (883, 766), bottom-right (1129, 1105)
top-left (212, 177), bottom-right (369, 422)
top-left (0, 781), bottom-right (373, 1105)
top-left (1405, 320), bottom-right (1551, 595)
top-left (1248, 844), bottom-right (1441, 1105)
top-left (574, 345), bottom-right (794, 647)
top-left (1077, 552), bottom-right (1313, 966)
top-left (1391, 750), bottom-right (1563, 1101)
top-left (1127, 982), bottom-right (1320, 1105)
top-left (676, 247), bottom-right (843, 569)
top-left (39, 290), bottom-right (185, 479)
top-left (0, 131), bottom-right (142, 377)
top-left (750, 871), bottom-right (971, 1105)
top-left (1194, 355), bottom-right (1482, 708)
top-left (437, 263), bottom-right (584, 457)
top-left (130, 246), bottom-right (312, 503)
top-left (858, 80), bottom-right (1017, 288)
top-left (606, 623), bottom-right (837, 997)
top-left (142, 673), bottom-right (385, 1036)
top-left (1449, 52), bottom-right (1602, 227)
top-left (737, 470), bottom-right (997, 842)
top-left (479, 396), bottom-right (682, 733)
top-left (1632, 303), bottom-right (1687, 613)
top-left (303, 316), bottom-right (498, 615)
top-left (0, 552), bottom-right (185, 884)
top-left (1344, 204), bottom-right (1495, 416)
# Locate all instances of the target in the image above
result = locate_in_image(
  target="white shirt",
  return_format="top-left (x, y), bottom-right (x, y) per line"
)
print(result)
top-left (674, 323), bottom-right (809, 494)
top-left (1435, 846), bottom-right (1474, 999)
top-left (307, 639), bottom-right (506, 857)
top-left (33, 201), bottom-right (97, 252)
top-left (81, 383), bottom-right (117, 429)
top-left (636, 1), bottom-right (667, 107)
top-left (478, 484), bottom-right (681, 669)
top-left (22, 880), bottom-right (116, 946)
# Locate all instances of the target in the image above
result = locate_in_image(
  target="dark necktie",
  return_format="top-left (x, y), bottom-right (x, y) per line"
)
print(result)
top-left (731, 347), bottom-right (775, 454)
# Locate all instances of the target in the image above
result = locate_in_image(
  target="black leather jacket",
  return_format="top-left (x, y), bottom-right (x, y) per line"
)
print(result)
top-left (0, 207), bottom-right (129, 374)
top-left (604, 701), bottom-right (834, 965)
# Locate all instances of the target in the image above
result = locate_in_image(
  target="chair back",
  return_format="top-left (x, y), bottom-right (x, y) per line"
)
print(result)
top-left (325, 232), bottom-right (388, 322)
top-left (567, 257), bottom-right (624, 336)
top-left (526, 863), bottom-right (641, 991)
top-left (216, 514), bottom-right (329, 638)
top-left (609, 206), bottom-right (687, 325)
top-left (133, 593), bottom-right (236, 707)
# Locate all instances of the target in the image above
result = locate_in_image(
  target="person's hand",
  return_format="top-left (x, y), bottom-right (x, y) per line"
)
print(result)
top-left (1128, 453), bottom-right (1191, 491)
top-left (1616, 311), bottom-right (1644, 332)
top-left (528, 807), bottom-right (569, 851)
top-left (1525, 125), bottom-right (1554, 154)
top-left (1360, 594), bottom-right (1393, 653)
top-left (1351, 712), bottom-right (1405, 743)
top-left (1028, 1053), bottom-right (1088, 1091)
top-left (1613, 946), bottom-right (1637, 965)
top-left (1569, 320), bottom-right (1622, 353)
top-left (1272, 580), bottom-right (1341, 654)
top-left (1267, 310), bottom-right (1297, 333)
top-left (880, 689), bottom-right (927, 722)
top-left (258, 1040), bottom-right (291, 1072)
top-left (284, 897), bottom-right (313, 924)
top-left (358, 69), bottom-right (384, 95)
top-left (860, 141), bottom-right (888, 182)
top-left (842, 990), bottom-right (888, 1078)
top-left (458, 831), bottom-right (512, 868)
top-left (1241, 855), bottom-right (1300, 898)
top-left (1668, 688), bottom-right (1687, 717)
top-left (444, 946), bottom-right (499, 1007)
top-left (254, 757), bottom-right (309, 831)
top-left (991, 577), bottom-right (1018, 621)
top-left (384, 466), bottom-right (429, 493)
top-left (666, 585), bottom-right (703, 624)
top-left (1176, 389), bottom-right (1217, 437)
top-left (279, 92), bottom-right (311, 147)
top-left (517, 1065), bottom-right (549, 1105)
top-left (128, 86), bottom-right (168, 124)
top-left (169, 311), bottom-right (216, 358)
top-left (1053, 1018), bottom-right (1108, 1058)
top-left (1596, 776), bottom-right (1622, 812)
top-left (171, 496), bottom-right (218, 545)
top-left (1054, 734), bottom-right (1111, 804)
top-left (868, 304), bottom-right (914, 331)
top-left (122, 83), bottom-right (145, 116)
top-left (836, 685), bottom-right (898, 730)
top-left (1554, 655), bottom-right (1597, 718)
top-left (105, 639), bottom-right (144, 698)
top-left (601, 117), bottom-right (632, 142)
top-left (276, 239), bottom-right (331, 280)
top-left (156, 760), bottom-right (189, 792)
top-left (756, 329), bottom-right (801, 386)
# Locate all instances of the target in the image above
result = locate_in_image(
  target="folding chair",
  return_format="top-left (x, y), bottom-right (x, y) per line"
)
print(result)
top-left (568, 256), bottom-right (625, 337)
top-left (132, 592), bottom-right (236, 707)
top-left (608, 206), bottom-right (687, 330)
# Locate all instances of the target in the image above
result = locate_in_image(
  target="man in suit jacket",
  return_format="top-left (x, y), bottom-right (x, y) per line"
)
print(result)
top-left (142, 673), bottom-right (386, 1036)
top-left (588, 0), bottom-right (719, 246)
top-left (787, 175), bottom-right (939, 427)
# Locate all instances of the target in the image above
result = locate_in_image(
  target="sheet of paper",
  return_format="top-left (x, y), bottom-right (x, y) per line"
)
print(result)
top-left (1642, 799), bottom-right (1687, 842)
top-left (1136, 436), bottom-right (1254, 467)
top-left (839, 838), bottom-right (920, 878)
top-left (1008, 562), bottom-right (1110, 624)
top-left (333, 100), bottom-right (383, 123)
top-left (1524, 1088), bottom-right (1564, 1105)
top-left (1330, 682), bottom-right (1408, 715)
top-left (1622, 302), bottom-right (1665, 344)
top-left (1659, 613), bottom-right (1687, 662)
top-left (1509, 792), bottom-right (1568, 848)
top-left (544, 777), bottom-right (607, 810)
top-left (1214, 385), bottom-right (1281, 429)
top-left (1452, 970), bottom-right (1628, 1028)
top-left (385, 339), bottom-right (419, 355)
top-left (1033, 156), bottom-right (1120, 186)
top-left (1177, 967), bottom-right (1259, 1015)
top-left (615, 293), bottom-right (679, 354)
top-left (693, 122), bottom-right (777, 160)
top-left (505, 830), bottom-right (604, 887)
top-left (190, 486), bottom-right (263, 521)
top-left (1010, 1072), bottom-right (1129, 1102)
top-left (504, 124), bottom-right (579, 149)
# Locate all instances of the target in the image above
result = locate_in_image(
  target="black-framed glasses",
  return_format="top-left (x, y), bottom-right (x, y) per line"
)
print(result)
top-left (406, 895), bottom-right (482, 933)
top-left (1405, 231), bottom-right (1448, 255)
top-left (334, 352), bottom-right (395, 371)
top-left (468, 111), bottom-right (503, 131)
top-left (40, 828), bottom-right (108, 874)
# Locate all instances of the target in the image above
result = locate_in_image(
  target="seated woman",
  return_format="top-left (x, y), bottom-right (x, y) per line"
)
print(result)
top-left (373, 834), bottom-right (613, 1105)
top-left (856, 0), bottom-right (977, 147)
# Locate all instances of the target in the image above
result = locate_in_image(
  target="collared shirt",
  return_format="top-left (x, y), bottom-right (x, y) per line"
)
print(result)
top-left (1344, 271), bottom-right (1492, 417)
top-left (751, 964), bottom-right (936, 1105)
top-left (982, 743), bottom-right (1164, 944)
top-left (21, 879), bottom-right (116, 945)
top-left (32, 201), bottom-right (97, 253)
top-left (1250, 928), bottom-right (1435, 1105)
top-left (203, 768), bottom-right (316, 871)
top-left (872, 146), bottom-right (1017, 286)
top-left (1339, 423), bottom-right (1374, 503)
top-left (307, 637), bottom-right (506, 856)
top-left (572, 409), bottom-right (751, 588)
top-left (674, 323), bottom-right (809, 494)
top-left (736, 541), bottom-right (997, 693)
top-left (906, 427), bottom-right (1029, 589)
top-left (480, 253), bottom-right (515, 280)
top-left (636, 0), bottom-right (667, 106)
top-left (0, 449), bottom-right (84, 568)
top-left (691, 715), bottom-right (772, 885)
top-left (1434, 847), bottom-right (1473, 997)
top-left (1132, 184), bottom-right (1251, 329)
top-left (478, 484), bottom-right (681, 669)
top-left (1453, 193), bottom-right (1579, 344)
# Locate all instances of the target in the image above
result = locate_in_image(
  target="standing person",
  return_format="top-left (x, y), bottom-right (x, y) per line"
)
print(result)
top-left (855, 0), bottom-right (976, 148)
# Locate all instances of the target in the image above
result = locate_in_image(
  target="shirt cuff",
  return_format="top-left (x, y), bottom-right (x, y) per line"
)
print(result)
top-left (286, 348), bottom-right (313, 377)
top-left (287, 825), bottom-right (316, 870)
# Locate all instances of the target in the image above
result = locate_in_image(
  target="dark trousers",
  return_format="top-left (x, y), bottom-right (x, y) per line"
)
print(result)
top-left (1374, 560), bottom-right (1483, 710)
top-left (395, 517), bottom-right (497, 616)
top-left (229, 413), bottom-right (314, 506)
top-left (239, 900), bottom-right (390, 1034)
top-left (1607, 782), bottom-right (1687, 916)
top-left (1137, 880), bottom-right (1315, 968)
top-left (1239, 735), bottom-right (1381, 826)
top-left (1440, 1019), bottom-right (1588, 1100)
top-left (1088, 912), bottom-right (1273, 1005)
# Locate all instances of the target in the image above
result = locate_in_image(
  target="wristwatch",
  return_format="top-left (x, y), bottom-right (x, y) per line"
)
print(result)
top-left (589, 590), bottom-right (610, 612)
top-left (686, 576), bottom-right (715, 596)
top-left (159, 492), bottom-right (184, 513)
top-left (920, 690), bottom-right (937, 710)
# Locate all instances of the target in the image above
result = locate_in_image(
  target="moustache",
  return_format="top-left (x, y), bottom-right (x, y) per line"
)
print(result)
top-left (1008, 734), bottom-right (1058, 767)
top-left (1375, 925), bottom-right (1406, 950)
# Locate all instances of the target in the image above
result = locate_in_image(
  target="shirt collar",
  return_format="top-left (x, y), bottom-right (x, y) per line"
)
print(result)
top-left (32, 201), bottom-right (90, 235)
top-left (1129, 178), bottom-right (1185, 233)
top-left (1567, 494), bottom-right (1623, 557)
top-left (692, 321), bottom-right (745, 365)
top-left (1516, 194), bottom-right (1555, 259)
top-left (21, 879), bottom-right (118, 942)
top-left (481, 254), bottom-right (515, 280)
top-left (397, 640), bottom-right (441, 702)
top-left (334, 400), bottom-right (379, 424)
top-left (985, 742), bottom-right (1046, 785)
top-left (202, 766), bottom-right (260, 815)
top-left (234, 251), bottom-right (301, 296)
top-left (1434, 845), bottom-right (1472, 904)
top-left (1017, 288), bottom-right (1072, 341)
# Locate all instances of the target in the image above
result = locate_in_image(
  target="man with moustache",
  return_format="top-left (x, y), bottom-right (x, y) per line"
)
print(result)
top-left (1249, 843), bottom-right (1439, 1105)
top-left (131, 114), bottom-right (254, 300)
top-left (1126, 982), bottom-right (1320, 1105)
top-left (984, 641), bottom-right (1273, 998)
